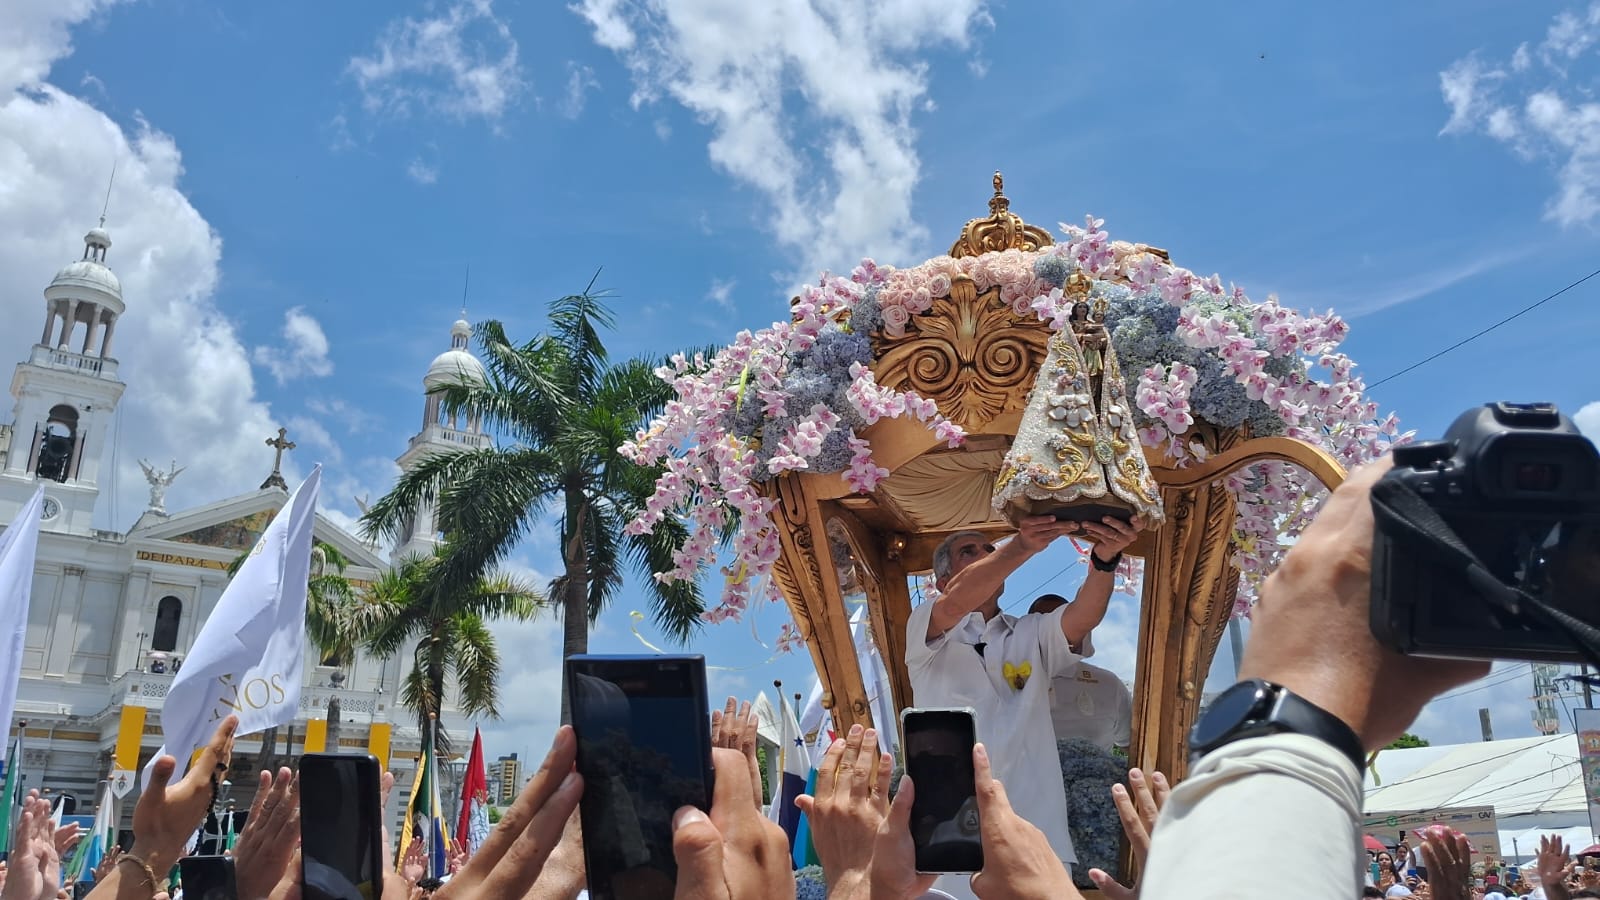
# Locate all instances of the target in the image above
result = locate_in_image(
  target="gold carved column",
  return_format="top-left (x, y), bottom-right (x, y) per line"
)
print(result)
top-left (1127, 426), bottom-right (1346, 783)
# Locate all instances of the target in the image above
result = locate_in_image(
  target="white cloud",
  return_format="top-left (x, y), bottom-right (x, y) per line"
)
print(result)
top-left (706, 277), bottom-right (736, 309)
top-left (307, 396), bottom-right (383, 434)
top-left (0, 23), bottom-right (287, 531)
top-left (573, 0), bottom-right (992, 280)
top-left (406, 158), bottom-right (439, 185)
top-left (1575, 400), bottom-right (1600, 444)
top-left (348, 0), bottom-right (526, 124)
top-left (0, 0), bottom-right (123, 92)
top-left (1438, 3), bottom-right (1600, 226)
top-left (653, 118), bottom-right (672, 141)
top-left (559, 62), bottom-right (599, 119)
top-left (253, 306), bottom-right (333, 384)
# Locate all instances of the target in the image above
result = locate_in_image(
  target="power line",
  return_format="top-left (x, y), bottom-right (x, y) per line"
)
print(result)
top-left (1368, 265), bottom-right (1600, 390)
top-left (1432, 663), bottom-right (1534, 703)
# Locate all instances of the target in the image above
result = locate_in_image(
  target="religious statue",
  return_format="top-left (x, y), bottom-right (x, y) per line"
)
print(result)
top-left (993, 278), bottom-right (1164, 528)
top-left (138, 459), bottom-right (185, 516)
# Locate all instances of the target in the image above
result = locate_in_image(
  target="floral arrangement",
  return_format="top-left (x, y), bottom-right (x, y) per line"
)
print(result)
top-left (795, 864), bottom-right (828, 900)
top-left (623, 215), bottom-right (1404, 625)
top-left (1058, 737), bottom-right (1129, 888)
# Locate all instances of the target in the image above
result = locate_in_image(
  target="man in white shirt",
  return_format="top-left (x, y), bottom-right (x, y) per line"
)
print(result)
top-left (1028, 594), bottom-right (1133, 754)
top-left (905, 514), bottom-right (1141, 890)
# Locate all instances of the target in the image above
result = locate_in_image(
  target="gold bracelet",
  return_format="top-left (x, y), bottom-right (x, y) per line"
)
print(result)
top-left (115, 854), bottom-right (159, 894)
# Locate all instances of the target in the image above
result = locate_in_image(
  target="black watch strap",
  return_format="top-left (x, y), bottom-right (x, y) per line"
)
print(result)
top-left (1091, 551), bottom-right (1123, 572)
top-left (1189, 679), bottom-right (1366, 773)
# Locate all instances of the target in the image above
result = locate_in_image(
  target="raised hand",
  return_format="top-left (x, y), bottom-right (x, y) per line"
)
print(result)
top-left (671, 747), bottom-right (793, 900)
top-left (1419, 827), bottom-right (1472, 900)
top-left (869, 777), bottom-right (936, 900)
top-left (710, 697), bottom-right (763, 805)
top-left (1079, 516), bottom-right (1142, 561)
top-left (1012, 515), bottom-right (1077, 554)
top-left (401, 840), bottom-right (427, 885)
top-left (967, 743), bottom-right (1082, 900)
top-left (1539, 834), bottom-right (1573, 900)
top-left (434, 726), bottom-right (584, 900)
top-left (232, 767), bottom-right (299, 900)
top-left (793, 724), bottom-right (891, 897)
top-left (1087, 768), bottom-right (1170, 900)
top-left (2, 795), bottom-right (61, 900)
top-left (133, 715), bottom-right (239, 871)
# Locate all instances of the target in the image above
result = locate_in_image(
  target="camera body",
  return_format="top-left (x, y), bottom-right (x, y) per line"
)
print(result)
top-left (1371, 402), bottom-right (1600, 662)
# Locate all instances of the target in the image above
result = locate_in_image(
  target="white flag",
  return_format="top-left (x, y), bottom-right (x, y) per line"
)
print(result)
top-left (0, 489), bottom-right (42, 743)
top-left (143, 467), bottom-right (320, 786)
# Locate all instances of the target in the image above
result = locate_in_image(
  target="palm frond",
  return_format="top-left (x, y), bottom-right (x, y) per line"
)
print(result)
top-left (448, 614), bottom-right (502, 719)
top-left (547, 280), bottom-right (616, 404)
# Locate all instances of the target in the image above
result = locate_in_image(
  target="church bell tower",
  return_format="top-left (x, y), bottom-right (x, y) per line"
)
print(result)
top-left (0, 220), bottom-right (128, 534)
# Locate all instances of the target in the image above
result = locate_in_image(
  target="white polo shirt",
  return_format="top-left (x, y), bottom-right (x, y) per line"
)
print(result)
top-left (906, 598), bottom-right (1081, 872)
top-left (1047, 662), bottom-right (1132, 753)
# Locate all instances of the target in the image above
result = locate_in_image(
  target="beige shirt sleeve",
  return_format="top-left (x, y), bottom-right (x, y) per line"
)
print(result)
top-left (1140, 734), bottom-right (1364, 900)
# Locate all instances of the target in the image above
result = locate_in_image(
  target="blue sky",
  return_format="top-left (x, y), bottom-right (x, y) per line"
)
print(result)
top-left (3, 0), bottom-right (1599, 762)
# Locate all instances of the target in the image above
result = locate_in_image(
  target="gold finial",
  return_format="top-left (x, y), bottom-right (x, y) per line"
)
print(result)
top-left (989, 171), bottom-right (1009, 215)
top-left (950, 170), bottom-right (1053, 258)
top-left (1065, 272), bottom-right (1093, 297)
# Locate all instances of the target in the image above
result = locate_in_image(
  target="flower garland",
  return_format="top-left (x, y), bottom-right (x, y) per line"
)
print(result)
top-left (624, 215), bottom-right (1404, 627)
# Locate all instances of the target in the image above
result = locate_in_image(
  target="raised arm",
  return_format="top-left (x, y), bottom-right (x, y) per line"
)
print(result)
top-left (926, 517), bottom-right (1074, 640)
top-left (1058, 517), bottom-right (1142, 646)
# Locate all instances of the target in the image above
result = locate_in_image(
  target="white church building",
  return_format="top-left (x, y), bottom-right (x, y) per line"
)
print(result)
top-left (0, 219), bottom-right (491, 835)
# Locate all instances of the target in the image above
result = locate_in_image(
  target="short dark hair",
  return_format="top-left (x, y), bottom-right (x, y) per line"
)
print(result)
top-left (417, 878), bottom-right (445, 892)
top-left (1570, 890), bottom-right (1600, 899)
top-left (1028, 593), bottom-right (1070, 615)
top-left (1362, 887), bottom-right (1385, 899)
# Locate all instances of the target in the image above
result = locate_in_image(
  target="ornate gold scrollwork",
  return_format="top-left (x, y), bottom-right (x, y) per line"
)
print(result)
top-left (874, 286), bottom-right (1049, 433)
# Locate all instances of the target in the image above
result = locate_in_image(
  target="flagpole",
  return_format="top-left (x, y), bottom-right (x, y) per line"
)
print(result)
top-left (772, 680), bottom-right (784, 809)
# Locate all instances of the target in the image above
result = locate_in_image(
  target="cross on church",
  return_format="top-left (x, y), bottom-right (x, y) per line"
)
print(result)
top-left (260, 427), bottom-right (296, 490)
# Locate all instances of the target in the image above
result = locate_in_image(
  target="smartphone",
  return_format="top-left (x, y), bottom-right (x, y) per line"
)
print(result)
top-left (567, 654), bottom-right (714, 900)
top-left (179, 855), bottom-right (236, 900)
top-left (901, 707), bottom-right (982, 874)
top-left (299, 753), bottom-right (384, 900)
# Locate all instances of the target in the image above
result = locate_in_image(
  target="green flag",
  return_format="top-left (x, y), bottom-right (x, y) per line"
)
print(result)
top-left (0, 736), bottom-right (20, 855)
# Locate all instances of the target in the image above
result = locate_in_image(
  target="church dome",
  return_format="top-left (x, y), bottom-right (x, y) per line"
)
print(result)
top-left (47, 259), bottom-right (123, 306)
top-left (424, 347), bottom-right (486, 390)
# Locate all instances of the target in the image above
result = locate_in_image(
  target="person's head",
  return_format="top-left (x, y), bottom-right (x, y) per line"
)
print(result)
top-left (1028, 594), bottom-right (1068, 616)
top-left (1385, 886), bottom-right (1414, 899)
top-left (1570, 890), bottom-right (1600, 899)
top-left (1070, 301), bottom-right (1090, 321)
top-left (418, 877), bottom-right (444, 898)
top-left (932, 531), bottom-right (994, 592)
top-left (1364, 888), bottom-right (1385, 899)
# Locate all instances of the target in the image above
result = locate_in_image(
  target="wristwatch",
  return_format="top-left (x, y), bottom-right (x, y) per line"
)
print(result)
top-left (1090, 550), bottom-right (1123, 573)
top-left (1188, 678), bottom-right (1366, 772)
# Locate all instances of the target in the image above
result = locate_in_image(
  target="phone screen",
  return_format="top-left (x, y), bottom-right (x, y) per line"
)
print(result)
top-left (902, 707), bottom-right (982, 874)
top-left (568, 654), bottom-right (714, 900)
top-left (299, 753), bottom-right (383, 900)
top-left (179, 856), bottom-right (235, 900)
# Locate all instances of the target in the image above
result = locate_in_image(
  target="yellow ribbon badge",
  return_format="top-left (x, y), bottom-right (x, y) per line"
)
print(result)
top-left (1002, 660), bottom-right (1033, 691)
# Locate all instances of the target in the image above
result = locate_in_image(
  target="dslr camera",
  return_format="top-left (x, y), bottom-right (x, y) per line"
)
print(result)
top-left (1371, 402), bottom-right (1600, 662)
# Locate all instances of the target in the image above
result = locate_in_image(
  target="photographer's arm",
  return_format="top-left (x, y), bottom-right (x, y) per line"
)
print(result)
top-left (1142, 459), bottom-right (1488, 900)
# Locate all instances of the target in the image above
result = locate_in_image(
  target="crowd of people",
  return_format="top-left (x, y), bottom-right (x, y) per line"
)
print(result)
top-left (0, 460), bottom-right (1578, 899)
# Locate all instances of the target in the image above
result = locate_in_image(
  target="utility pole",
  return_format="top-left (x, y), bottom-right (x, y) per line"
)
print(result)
top-left (1583, 665), bottom-right (1594, 709)
top-left (1479, 708), bottom-right (1494, 742)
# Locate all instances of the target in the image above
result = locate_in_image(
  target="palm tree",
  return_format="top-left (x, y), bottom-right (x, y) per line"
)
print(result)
top-left (361, 283), bottom-right (704, 720)
top-left (226, 540), bottom-right (360, 772)
top-left (352, 551), bottom-right (541, 751)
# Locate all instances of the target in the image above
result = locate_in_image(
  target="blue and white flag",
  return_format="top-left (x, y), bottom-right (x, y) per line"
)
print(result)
top-left (766, 692), bottom-right (808, 857)
top-left (143, 468), bottom-right (320, 786)
top-left (0, 489), bottom-right (42, 751)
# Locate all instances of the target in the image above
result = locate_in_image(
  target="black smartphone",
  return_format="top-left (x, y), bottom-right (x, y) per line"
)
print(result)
top-left (179, 855), bottom-right (236, 900)
top-left (299, 753), bottom-right (384, 900)
top-left (902, 706), bottom-right (982, 874)
top-left (567, 654), bottom-right (714, 900)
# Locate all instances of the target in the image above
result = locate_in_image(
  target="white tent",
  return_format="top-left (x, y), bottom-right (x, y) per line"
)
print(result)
top-left (1362, 733), bottom-right (1594, 863)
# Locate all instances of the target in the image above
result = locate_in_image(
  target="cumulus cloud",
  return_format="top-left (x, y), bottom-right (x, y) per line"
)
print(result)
top-left (348, 0), bottom-right (526, 125)
top-left (1438, 2), bottom-right (1600, 226)
top-left (572, 0), bottom-right (992, 279)
top-left (0, 0), bottom-right (123, 92)
top-left (0, 78), bottom-right (284, 530)
top-left (253, 306), bottom-right (334, 384)
top-left (1575, 400), bottom-right (1600, 444)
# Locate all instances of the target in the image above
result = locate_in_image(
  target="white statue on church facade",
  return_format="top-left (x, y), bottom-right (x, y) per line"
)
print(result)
top-left (138, 458), bottom-right (184, 515)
